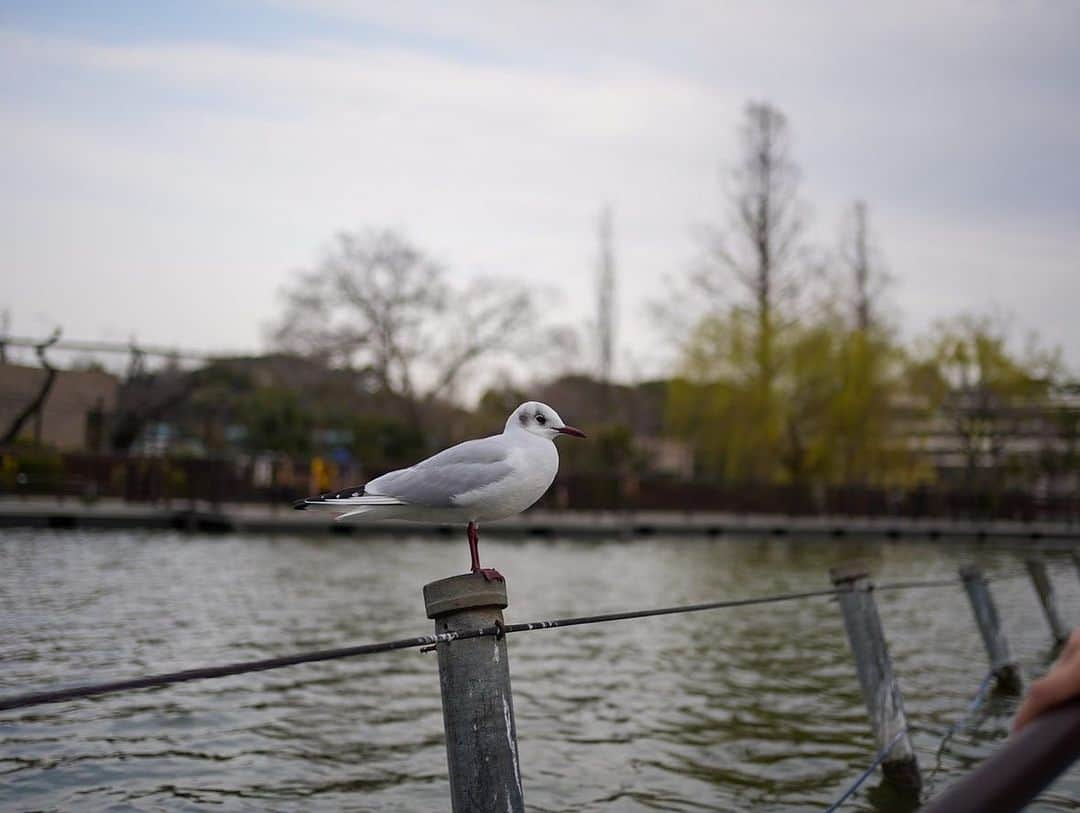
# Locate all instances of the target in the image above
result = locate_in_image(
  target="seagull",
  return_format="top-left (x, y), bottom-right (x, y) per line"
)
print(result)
top-left (293, 402), bottom-right (586, 581)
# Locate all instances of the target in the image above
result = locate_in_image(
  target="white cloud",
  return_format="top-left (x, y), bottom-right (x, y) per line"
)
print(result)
top-left (1, 2), bottom-right (1078, 379)
top-left (0, 29), bottom-right (736, 365)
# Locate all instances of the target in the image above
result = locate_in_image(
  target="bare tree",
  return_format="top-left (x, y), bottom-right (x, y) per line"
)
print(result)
top-left (839, 200), bottom-right (890, 331)
top-left (271, 229), bottom-right (540, 418)
top-left (1, 329), bottom-right (61, 445)
top-left (699, 101), bottom-right (807, 389)
top-left (655, 102), bottom-right (815, 484)
top-left (433, 276), bottom-right (538, 405)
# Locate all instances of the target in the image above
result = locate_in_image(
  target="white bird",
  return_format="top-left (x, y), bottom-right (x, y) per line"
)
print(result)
top-left (294, 401), bottom-right (586, 581)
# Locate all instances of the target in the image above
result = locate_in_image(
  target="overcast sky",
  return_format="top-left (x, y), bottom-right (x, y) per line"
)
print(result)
top-left (2, 1), bottom-right (1078, 381)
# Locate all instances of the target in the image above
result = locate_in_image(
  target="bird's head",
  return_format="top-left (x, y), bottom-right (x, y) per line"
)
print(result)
top-left (507, 402), bottom-right (586, 441)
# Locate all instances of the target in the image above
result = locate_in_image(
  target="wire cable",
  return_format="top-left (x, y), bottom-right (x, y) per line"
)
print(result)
top-left (927, 669), bottom-right (997, 781)
top-left (0, 576), bottom-right (970, 713)
top-left (825, 668), bottom-right (1000, 809)
top-left (875, 577), bottom-right (960, 592)
top-left (0, 586), bottom-right (849, 712)
top-left (0, 632), bottom-right (458, 712)
top-left (824, 729), bottom-right (907, 812)
top-left (500, 586), bottom-right (844, 634)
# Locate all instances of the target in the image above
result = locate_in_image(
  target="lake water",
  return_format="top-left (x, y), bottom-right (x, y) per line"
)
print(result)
top-left (2, 530), bottom-right (1079, 812)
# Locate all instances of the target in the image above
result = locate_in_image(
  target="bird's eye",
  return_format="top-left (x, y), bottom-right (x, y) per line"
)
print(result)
top-left (535, 414), bottom-right (546, 425)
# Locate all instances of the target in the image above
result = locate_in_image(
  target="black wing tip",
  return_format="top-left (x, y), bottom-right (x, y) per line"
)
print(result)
top-left (292, 485), bottom-right (367, 510)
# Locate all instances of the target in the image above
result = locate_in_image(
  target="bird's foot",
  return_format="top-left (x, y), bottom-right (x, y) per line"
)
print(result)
top-left (472, 567), bottom-right (505, 583)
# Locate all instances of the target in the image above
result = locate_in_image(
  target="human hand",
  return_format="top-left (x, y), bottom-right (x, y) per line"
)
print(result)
top-left (1013, 628), bottom-right (1080, 734)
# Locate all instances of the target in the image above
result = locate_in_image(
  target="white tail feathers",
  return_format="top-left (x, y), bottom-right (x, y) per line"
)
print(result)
top-left (299, 495), bottom-right (405, 523)
top-left (334, 506), bottom-right (387, 520)
top-left (302, 495), bottom-right (402, 508)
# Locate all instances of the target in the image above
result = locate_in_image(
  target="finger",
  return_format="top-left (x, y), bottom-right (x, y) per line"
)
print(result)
top-left (1013, 670), bottom-right (1080, 733)
top-left (1061, 629), bottom-right (1080, 662)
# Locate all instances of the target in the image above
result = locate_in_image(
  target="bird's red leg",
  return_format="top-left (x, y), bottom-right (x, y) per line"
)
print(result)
top-left (467, 521), bottom-right (481, 571)
top-left (467, 521), bottom-right (503, 582)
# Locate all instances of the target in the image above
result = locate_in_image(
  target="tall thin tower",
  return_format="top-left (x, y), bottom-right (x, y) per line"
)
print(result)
top-left (851, 200), bottom-right (871, 331)
top-left (596, 205), bottom-right (616, 384)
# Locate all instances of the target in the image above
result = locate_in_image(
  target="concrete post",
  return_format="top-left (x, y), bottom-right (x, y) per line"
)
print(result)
top-left (1026, 559), bottom-right (1069, 646)
top-left (423, 574), bottom-right (524, 813)
top-left (830, 562), bottom-right (921, 790)
top-left (959, 566), bottom-right (1022, 692)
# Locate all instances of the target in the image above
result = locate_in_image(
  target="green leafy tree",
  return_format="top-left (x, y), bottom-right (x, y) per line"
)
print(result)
top-left (666, 310), bottom-right (783, 482)
top-left (661, 101), bottom-right (811, 483)
top-left (669, 310), bottom-right (915, 486)
top-left (819, 325), bottom-right (916, 485)
top-left (907, 315), bottom-right (1060, 487)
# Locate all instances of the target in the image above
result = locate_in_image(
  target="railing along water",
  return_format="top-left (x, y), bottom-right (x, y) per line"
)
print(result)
top-left (1, 557), bottom-right (1078, 812)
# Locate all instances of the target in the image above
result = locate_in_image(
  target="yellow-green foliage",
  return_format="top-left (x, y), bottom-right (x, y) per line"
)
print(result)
top-left (906, 315), bottom-right (1060, 484)
top-left (667, 310), bottom-right (783, 482)
top-left (667, 308), bottom-right (921, 486)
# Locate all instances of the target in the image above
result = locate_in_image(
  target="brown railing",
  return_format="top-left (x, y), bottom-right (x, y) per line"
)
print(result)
top-left (2, 452), bottom-right (1078, 522)
top-left (535, 474), bottom-right (1079, 522)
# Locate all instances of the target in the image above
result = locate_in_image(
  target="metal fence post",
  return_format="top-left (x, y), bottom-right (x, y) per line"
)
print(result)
top-left (424, 574), bottom-right (525, 813)
top-left (830, 562), bottom-right (921, 790)
top-left (1072, 550), bottom-right (1080, 586)
top-left (1025, 559), bottom-right (1069, 646)
top-left (959, 566), bottom-right (1022, 692)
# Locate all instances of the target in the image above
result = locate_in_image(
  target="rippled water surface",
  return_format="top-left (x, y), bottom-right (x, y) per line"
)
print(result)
top-left (2, 530), bottom-right (1079, 812)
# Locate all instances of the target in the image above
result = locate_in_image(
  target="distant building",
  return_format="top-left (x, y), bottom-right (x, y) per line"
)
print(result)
top-left (635, 436), bottom-right (695, 478)
top-left (0, 363), bottom-right (118, 451)
top-left (537, 374), bottom-right (693, 476)
top-left (902, 386), bottom-right (1080, 494)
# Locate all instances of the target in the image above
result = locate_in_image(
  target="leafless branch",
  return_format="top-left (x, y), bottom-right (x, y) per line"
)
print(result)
top-left (1, 328), bottom-right (62, 445)
top-left (270, 228), bottom-right (542, 415)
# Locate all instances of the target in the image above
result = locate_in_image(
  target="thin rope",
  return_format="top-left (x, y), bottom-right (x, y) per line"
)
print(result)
top-left (824, 729), bottom-right (907, 812)
top-left (927, 669), bottom-right (997, 780)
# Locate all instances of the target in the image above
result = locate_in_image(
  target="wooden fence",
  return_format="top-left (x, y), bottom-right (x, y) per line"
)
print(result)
top-left (2, 451), bottom-right (1078, 522)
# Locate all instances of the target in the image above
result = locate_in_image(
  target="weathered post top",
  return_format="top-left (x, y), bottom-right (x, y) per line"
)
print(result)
top-left (958, 564), bottom-right (982, 583)
top-left (830, 560), bottom-right (871, 586)
top-left (424, 573), bottom-right (508, 619)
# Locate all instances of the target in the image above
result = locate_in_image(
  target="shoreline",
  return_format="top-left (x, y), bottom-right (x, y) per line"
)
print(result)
top-left (1, 497), bottom-right (1077, 541)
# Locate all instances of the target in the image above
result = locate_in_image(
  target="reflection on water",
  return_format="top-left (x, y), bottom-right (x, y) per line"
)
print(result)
top-left (1, 530), bottom-right (1078, 811)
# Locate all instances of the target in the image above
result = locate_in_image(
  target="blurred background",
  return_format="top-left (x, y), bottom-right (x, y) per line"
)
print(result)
top-left (2, 1), bottom-right (1078, 519)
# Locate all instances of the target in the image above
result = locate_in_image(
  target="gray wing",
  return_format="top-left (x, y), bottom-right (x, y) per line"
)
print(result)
top-left (364, 435), bottom-right (514, 507)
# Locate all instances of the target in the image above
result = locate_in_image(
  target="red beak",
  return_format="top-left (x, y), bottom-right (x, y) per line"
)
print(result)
top-left (557, 425), bottom-right (587, 438)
